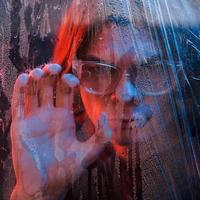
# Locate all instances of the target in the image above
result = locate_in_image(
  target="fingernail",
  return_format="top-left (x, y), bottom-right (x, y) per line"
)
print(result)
top-left (43, 64), bottom-right (62, 75)
top-left (30, 68), bottom-right (44, 80)
top-left (62, 73), bottom-right (80, 88)
top-left (17, 73), bottom-right (29, 87)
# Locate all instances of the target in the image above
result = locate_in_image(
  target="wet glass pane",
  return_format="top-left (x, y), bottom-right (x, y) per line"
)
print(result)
top-left (1, 1), bottom-right (200, 199)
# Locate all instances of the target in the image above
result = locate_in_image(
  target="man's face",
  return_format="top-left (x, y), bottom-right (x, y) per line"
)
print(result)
top-left (79, 22), bottom-right (177, 146)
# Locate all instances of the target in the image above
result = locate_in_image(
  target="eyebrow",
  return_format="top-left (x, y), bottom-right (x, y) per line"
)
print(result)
top-left (123, 45), bottom-right (161, 66)
top-left (140, 55), bottom-right (162, 65)
top-left (106, 15), bottom-right (131, 27)
top-left (81, 55), bottom-right (116, 66)
top-left (82, 53), bottom-right (161, 67)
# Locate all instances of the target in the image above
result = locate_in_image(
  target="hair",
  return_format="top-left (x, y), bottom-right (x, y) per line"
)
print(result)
top-left (51, 3), bottom-right (200, 194)
top-left (52, 0), bottom-right (133, 72)
top-left (76, 15), bottom-right (132, 60)
top-left (52, 1), bottom-right (88, 72)
top-left (52, 0), bottom-right (199, 136)
top-left (52, 0), bottom-right (200, 67)
top-left (52, 0), bottom-right (177, 69)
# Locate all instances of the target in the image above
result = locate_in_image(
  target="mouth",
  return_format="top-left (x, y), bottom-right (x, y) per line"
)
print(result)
top-left (121, 119), bottom-right (135, 130)
top-left (110, 118), bottom-right (135, 130)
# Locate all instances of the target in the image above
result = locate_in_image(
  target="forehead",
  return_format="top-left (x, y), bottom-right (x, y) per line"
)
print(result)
top-left (85, 23), bottom-right (159, 64)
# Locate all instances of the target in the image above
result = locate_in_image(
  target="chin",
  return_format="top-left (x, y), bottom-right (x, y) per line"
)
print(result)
top-left (112, 127), bottom-right (133, 146)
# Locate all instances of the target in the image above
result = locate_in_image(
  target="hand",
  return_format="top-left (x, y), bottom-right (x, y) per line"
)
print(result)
top-left (10, 64), bottom-right (108, 200)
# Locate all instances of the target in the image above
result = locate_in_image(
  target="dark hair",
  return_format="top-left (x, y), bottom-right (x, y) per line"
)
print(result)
top-left (76, 15), bottom-right (131, 59)
top-left (53, 1), bottom-right (200, 137)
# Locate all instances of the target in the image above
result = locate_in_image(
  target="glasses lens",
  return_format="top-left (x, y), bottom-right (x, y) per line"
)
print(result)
top-left (80, 62), bottom-right (120, 95)
top-left (136, 62), bottom-right (173, 95)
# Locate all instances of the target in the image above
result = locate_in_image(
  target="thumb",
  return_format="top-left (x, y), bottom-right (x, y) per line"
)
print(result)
top-left (96, 112), bottom-right (113, 140)
top-left (80, 112), bottom-right (113, 168)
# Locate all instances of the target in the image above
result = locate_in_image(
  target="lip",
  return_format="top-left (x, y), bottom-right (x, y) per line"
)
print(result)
top-left (121, 119), bottom-right (134, 129)
top-left (109, 118), bottom-right (134, 130)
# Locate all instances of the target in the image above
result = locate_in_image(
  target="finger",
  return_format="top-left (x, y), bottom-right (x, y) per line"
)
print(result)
top-left (96, 112), bottom-right (113, 140)
top-left (80, 135), bottom-right (113, 169)
top-left (25, 68), bottom-right (44, 115)
top-left (55, 73), bottom-right (80, 110)
top-left (39, 64), bottom-right (62, 108)
top-left (132, 104), bottom-right (153, 128)
top-left (81, 113), bottom-right (113, 168)
top-left (11, 73), bottom-right (29, 120)
top-left (81, 139), bottom-right (109, 168)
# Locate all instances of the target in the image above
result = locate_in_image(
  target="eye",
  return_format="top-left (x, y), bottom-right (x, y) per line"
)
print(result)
top-left (135, 61), bottom-right (173, 95)
top-left (80, 62), bottom-right (121, 95)
top-left (82, 63), bottom-right (118, 78)
top-left (128, 65), bottom-right (137, 81)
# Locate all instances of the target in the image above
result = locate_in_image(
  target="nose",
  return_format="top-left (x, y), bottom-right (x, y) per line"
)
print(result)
top-left (115, 73), bottom-right (142, 103)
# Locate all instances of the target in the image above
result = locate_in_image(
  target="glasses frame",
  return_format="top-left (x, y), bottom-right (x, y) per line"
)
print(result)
top-left (72, 59), bottom-right (122, 95)
top-left (72, 59), bottom-right (182, 97)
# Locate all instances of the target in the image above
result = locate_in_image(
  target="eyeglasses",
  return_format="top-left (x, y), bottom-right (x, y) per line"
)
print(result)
top-left (72, 59), bottom-right (175, 96)
top-left (72, 60), bottom-right (121, 95)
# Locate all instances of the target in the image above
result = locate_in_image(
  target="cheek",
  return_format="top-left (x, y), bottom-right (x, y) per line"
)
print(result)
top-left (144, 95), bottom-right (175, 128)
top-left (80, 88), bottom-right (105, 124)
